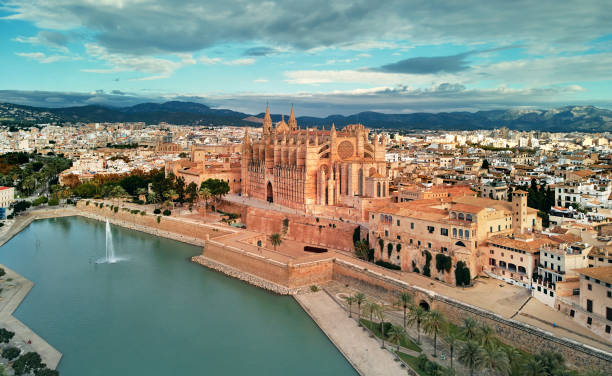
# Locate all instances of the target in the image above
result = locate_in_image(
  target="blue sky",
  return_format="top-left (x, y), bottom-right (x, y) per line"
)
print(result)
top-left (0, 0), bottom-right (611, 116)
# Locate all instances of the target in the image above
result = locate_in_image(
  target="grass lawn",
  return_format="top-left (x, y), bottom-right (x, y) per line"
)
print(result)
top-left (360, 318), bottom-right (422, 352)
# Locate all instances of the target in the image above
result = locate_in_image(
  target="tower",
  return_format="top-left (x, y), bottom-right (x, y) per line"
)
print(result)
top-left (241, 128), bottom-right (252, 197)
top-left (512, 190), bottom-right (528, 234)
top-left (288, 105), bottom-right (297, 130)
top-left (263, 104), bottom-right (272, 135)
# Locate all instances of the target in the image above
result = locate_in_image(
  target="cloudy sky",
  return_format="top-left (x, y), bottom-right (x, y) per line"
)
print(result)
top-left (0, 0), bottom-right (611, 116)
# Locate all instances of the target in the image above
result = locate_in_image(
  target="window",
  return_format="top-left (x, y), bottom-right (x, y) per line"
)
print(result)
top-left (397, 235), bottom-right (401, 240)
top-left (466, 214), bottom-right (472, 221)
top-left (441, 228), bottom-right (448, 236)
top-left (417, 241), bottom-right (421, 247)
top-left (490, 226), bottom-right (493, 232)
top-left (409, 239), bottom-right (413, 245)
top-left (427, 242), bottom-right (432, 249)
top-left (498, 225), bottom-right (501, 231)
top-left (410, 222), bottom-right (414, 229)
top-left (453, 228), bottom-right (457, 237)
top-left (607, 307), bottom-right (612, 321)
top-left (587, 299), bottom-right (593, 313)
top-left (397, 220), bottom-right (400, 226)
top-left (427, 226), bottom-right (435, 233)
top-left (458, 213), bottom-right (464, 220)
top-left (465, 231), bottom-right (469, 239)
top-left (459, 229), bottom-right (464, 237)
top-left (588, 284), bottom-right (592, 291)
top-left (606, 325), bottom-right (611, 334)
top-left (608, 291), bottom-right (611, 298)
top-left (570, 309), bottom-right (575, 317)
top-left (587, 317), bottom-right (592, 325)
top-left (490, 250), bottom-right (494, 255)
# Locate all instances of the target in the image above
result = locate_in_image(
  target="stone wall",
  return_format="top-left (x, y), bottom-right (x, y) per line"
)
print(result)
top-left (330, 259), bottom-right (612, 370)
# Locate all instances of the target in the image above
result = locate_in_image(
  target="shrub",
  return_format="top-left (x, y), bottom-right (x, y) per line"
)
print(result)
top-left (0, 223), bottom-right (3, 228)
top-left (140, 211), bottom-right (145, 215)
top-left (153, 208), bottom-right (161, 214)
top-left (85, 201), bottom-right (90, 206)
top-left (113, 207), bottom-right (118, 213)
top-left (34, 368), bottom-right (59, 376)
top-left (423, 265), bottom-right (431, 277)
top-left (435, 253), bottom-right (452, 273)
top-left (162, 209), bottom-right (171, 216)
top-left (48, 197), bottom-right (59, 206)
top-left (32, 196), bottom-right (48, 206)
top-left (455, 261), bottom-right (471, 287)
top-left (130, 209), bottom-right (139, 214)
top-left (2, 346), bottom-right (20, 361)
top-left (13, 352), bottom-right (44, 375)
top-left (156, 216), bottom-right (161, 223)
top-left (310, 285), bottom-right (319, 292)
top-left (375, 260), bottom-right (401, 270)
top-left (0, 328), bottom-right (15, 343)
top-left (0, 268), bottom-right (4, 278)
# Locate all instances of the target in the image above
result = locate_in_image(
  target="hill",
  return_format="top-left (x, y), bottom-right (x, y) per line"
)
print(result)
top-left (1, 101), bottom-right (611, 131)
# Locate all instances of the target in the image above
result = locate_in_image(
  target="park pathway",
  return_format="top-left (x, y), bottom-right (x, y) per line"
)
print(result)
top-left (295, 291), bottom-right (406, 376)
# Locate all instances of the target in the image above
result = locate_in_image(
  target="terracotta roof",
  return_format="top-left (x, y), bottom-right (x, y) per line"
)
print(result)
top-left (369, 172), bottom-right (386, 179)
top-left (488, 235), bottom-right (554, 254)
top-left (573, 266), bottom-right (612, 284)
top-left (0, 186), bottom-right (11, 191)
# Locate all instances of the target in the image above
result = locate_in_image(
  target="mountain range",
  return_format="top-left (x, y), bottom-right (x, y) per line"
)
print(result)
top-left (1, 101), bottom-right (612, 132)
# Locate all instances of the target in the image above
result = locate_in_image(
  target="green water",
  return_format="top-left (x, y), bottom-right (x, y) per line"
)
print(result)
top-left (0, 216), bottom-right (357, 376)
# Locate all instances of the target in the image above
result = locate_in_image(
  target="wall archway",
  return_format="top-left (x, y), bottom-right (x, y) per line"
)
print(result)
top-left (419, 300), bottom-right (430, 311)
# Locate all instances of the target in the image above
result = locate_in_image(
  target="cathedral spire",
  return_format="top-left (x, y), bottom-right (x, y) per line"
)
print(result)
top-left (288, 104), bottom-right (297, 130)
top-left (263, 104), bottom-right (272, 134)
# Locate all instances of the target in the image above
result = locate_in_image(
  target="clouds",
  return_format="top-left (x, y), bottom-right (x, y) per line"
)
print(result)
top-left (14, 30), bottom-right (71, 51)
top-left (3, 0), bottom-right (611, 55)
top-left (375, 53), bottom-right (471, 74)
top-left (14, 52), bottom-right (69, 63)
top-left (82, 44), bottom-right (196, 80)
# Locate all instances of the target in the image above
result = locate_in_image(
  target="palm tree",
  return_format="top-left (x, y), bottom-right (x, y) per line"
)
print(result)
top-left (363, 301), bottom-right (379, 324)
top-left (387, 325), bottom-right (406, 351)
top-left (406, 304), bottom-right (426, 344)
top-left (505, 347), bottom-right (524, 376)
top-left (399, 292), bottom-right (412, 328)
top-left (344, 296), bottom-right (355, 317)
top-left (458, 341), bottom-right (484, 376)
top-left (198, 187), bottom-right (211, 211)
top-left (269, 233), bottom-right (282, 251)
top-left (479, 324), bottom-right (495, 348)
top-left (445, 330), bottom-right (459, 370)
top-left (521, 358), bottom-right (547, 376)
top-left (375, 305), bottom-right (387, 348)
top-left (480, 344), bottom-right (510, 376)
top-left (353, 292), bottom-right (366, 324)
top-left (461, 317), bottom-right (478, 341)
top-left (423, 310), bottom-right (445, 357)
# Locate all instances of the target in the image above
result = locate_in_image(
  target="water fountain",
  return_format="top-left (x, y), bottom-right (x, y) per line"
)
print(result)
top-left (105, 219), bottom-right (117, 263)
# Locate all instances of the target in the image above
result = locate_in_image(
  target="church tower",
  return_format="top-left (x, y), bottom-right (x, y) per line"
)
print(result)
top-left (512, 190), bottom-right (528, 234)
top-left (288, 105), bottom-right (297, 131)
top-left (263, 105), bottom-right (272, 135)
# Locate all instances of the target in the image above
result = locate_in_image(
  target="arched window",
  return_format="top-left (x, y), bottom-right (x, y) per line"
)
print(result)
top-left (377, 182), bottom-right (381, 197)
top-left (458, 213), bottom-right (465, 220)
top-left (459, 229), bottom-right (463, 237)
top-left (452, 228), bottom-right (457, 237)
top-left (451, 212), bottom-right (457, 219)
top-left (455, 241), bottom-right (466, 247)
top-left (466, 214), bottom-right (472, 221)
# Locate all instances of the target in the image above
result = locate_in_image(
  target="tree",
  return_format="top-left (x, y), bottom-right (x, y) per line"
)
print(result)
top-left (269, 233), bottom-right (282, 251)
top-left (34, 369), bottom-right (59, 376)
top-left (375, 305), bottom-right (387, 348)
top-left (406, 304), bottom-right (426, 344)
top-left (73, 182), bottom-right (97, 198)
top-left (363, 301), bottom-right (379, 324)
top-left (521, 358), bottom-right (547, 376)
top-left (0, 328), bottom-right (15, 343)
top-left (186, 182), bottom-right (198, 203)
top-left (2, 346), bottom-right (20, 361)
top-left (423, 310), bottom-right (445, 357)
top-left (445, 330), bottom-right (459, 370)
top-left (461, 317), bottom-right (478, 340)
top-left (13, 352), bottom-right (44, 375)
top-left (480, 344), bottom-right (510, 376)
top-left (0, 268), bottom-right (4, 278)
top-left (344, 296), bottom-right (355, 317)
top-left (388, 325), bottom-right (407, 351)
top-left (458, 341), bottom-right (484, 376)
top-left (482, 159), bottom-right (490, 170)
top-left (175, 176), bottom-right (186, 204)
top-left (534, 351), bottom-right (566, 375)
top-left (479, 324), bottom-right (495, 348)
top-left (354, 240), bottom-right (370, 260)
top-left (198, 187), bottom-right (212, 211)
top-left (399, 292), bottom-right (412, 328)
top-left (354, 292), bottom-right (366, 324)
top-left (200, 179), bottom-right (230, 201)
top-left (455, 261), bottom-right (471, 287)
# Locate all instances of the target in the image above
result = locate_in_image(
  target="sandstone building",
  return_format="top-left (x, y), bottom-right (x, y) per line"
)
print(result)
top-left (241, 106), bottom-right (390, 220)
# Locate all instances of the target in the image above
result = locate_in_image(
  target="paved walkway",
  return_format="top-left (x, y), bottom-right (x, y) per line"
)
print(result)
top-left (0, 266), bottom-right (62, 369)
top-left (295, 291), bottom-right (406, 376)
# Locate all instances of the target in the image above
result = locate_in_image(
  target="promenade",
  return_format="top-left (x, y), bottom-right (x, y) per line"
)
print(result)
top-left (0, 266), bottom-right (62, 369)
top-left (295, 291), bottom-right (406, 376)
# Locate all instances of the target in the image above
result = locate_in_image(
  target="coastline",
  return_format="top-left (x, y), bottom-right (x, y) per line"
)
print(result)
top-left (0, 265), bottom-right (63, 370)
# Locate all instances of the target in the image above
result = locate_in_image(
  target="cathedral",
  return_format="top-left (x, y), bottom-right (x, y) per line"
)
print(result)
top-left (241, 106), bottom-right (390, 217)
